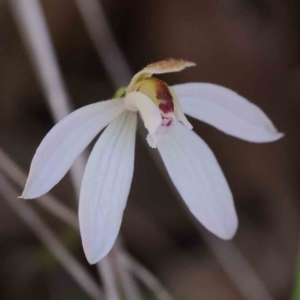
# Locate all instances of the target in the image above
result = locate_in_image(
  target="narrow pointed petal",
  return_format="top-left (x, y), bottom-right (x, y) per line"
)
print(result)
top-left (125, 91), bottom-right (162, 136)
top-left (173, 83), bottom-right (284, 142)
top-left (21, 99), bottom-right (125, 199)
top-left (127, 59), bottom-right (196, 92)
top-left (157, 124), bottom-right (238, 239)
top-left (79, 112), bottom-right (137, 264)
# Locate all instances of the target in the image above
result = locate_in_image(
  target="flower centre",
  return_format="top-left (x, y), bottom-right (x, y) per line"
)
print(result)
top-left (131, 77), bottom-right (174, 115)
top-left (123, 75), bottom-right (192, 148)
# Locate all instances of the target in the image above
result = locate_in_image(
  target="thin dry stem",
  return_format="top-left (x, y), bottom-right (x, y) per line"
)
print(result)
top-left (74, 0), bottom-right (132, 87)
top-left (118, 252), bottom-right (173, 300)
top-left (198, 228), bottom-right (275, 300)
top-left (119, 252), bottom-right (173, 300)
top-left (112, 241), bottom-right (142, 300)
top-left (0, 173), bottom-right (103, 300)
top-left (97, 256), bottom-right (121, 300)
top-left (0, 147), bottom-right (79, 231)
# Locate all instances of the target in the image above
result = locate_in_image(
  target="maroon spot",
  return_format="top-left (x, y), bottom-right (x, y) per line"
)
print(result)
top-left (156, 85), bottom-right (174, 114)
top-left (161, 117), bottom-right (173, 127)
top-left (138, 77), bottom-right (174, 114)
top-left (159, 102), bottom-right (174, 114)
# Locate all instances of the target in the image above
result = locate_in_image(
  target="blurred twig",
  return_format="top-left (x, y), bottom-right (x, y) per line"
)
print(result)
top-left (0, 172), bottom-right (103, 300)
top-left (97, 257), bottom-right (121, 300)
top-left (0, 147), bottom-right (79, 231)
top-left (118, 252), bottom-right (173, 300)
top-left (0, 146), bottom-right (174, 300)
top-left (112, 241), bottom-right (142, 300)
top-left (8, 0), bottom-right (121, 298)
top-left (198, 228), bottom-right (275, 300)
top-left (74, 0), bottom-right (132, 87)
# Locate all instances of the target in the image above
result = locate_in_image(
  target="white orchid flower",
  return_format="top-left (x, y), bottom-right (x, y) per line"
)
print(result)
top-left (20, 59), bottom-right (283, 264)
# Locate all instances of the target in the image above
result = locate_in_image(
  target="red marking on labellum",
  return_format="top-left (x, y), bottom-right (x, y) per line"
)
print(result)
top-left (156, 83), bottom-right (174, 114)
top-left (159, 102), bottom-right (174, 114)
top-left (134, 77), bottom-right (174, 114)
top-left (162, 117), bottom-right (173, 127)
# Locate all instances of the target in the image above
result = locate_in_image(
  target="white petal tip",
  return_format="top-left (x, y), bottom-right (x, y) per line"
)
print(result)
top-left (19, 195), bottom-right (35, 200)
top-left (214, 216), bottom-right (238, 240)
top-left (19, 187), bottom-right (42, 199)
top-left (186, 61), bottom-right (197, 67)
top-left (84, 247), bottom-right (110, 265)
top-left (82, 235), bottom-right (118, 264)
top-left (211, 226), bottom-right (237, 241)
top-left (269, 132), bottom-right (285, 142)
top-left (277, 132), bottom-right (285, 140)
top-left (86, 256), bottom-right (100, 265)
top-left (218, 227), bottom-right (238, 240)
top-left (254, 131), bottom-right (285, 143)
top-left (19, 190), bottom-right (31, 199)
top-left (202, 204), bottom-right (238, 241)
top-left (84, 247), bottom-right (102, 265)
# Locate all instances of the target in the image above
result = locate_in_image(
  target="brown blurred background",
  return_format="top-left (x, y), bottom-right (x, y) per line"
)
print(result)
top-left (1, 0), bottom-right (300, 299)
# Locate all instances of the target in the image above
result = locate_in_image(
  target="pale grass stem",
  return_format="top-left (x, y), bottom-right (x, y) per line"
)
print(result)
top-left (0, 172), bottom-right (103, 300)
top-left (74, 0), bottom-right (133, 87)
top-left (0, 147), bottom-right (79, 231)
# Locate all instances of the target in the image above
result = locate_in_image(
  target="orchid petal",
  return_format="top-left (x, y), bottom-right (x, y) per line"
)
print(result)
top-left (157, 124), bottom-right (238, 239)
top-left (21, 99), bottom-right (125, 199)
top-left (127, 59), bottom-right (196, 92)
top-left (79, 112), bottom-right (137, 264)
top-left (173, 83), bottom-right (284, 142)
